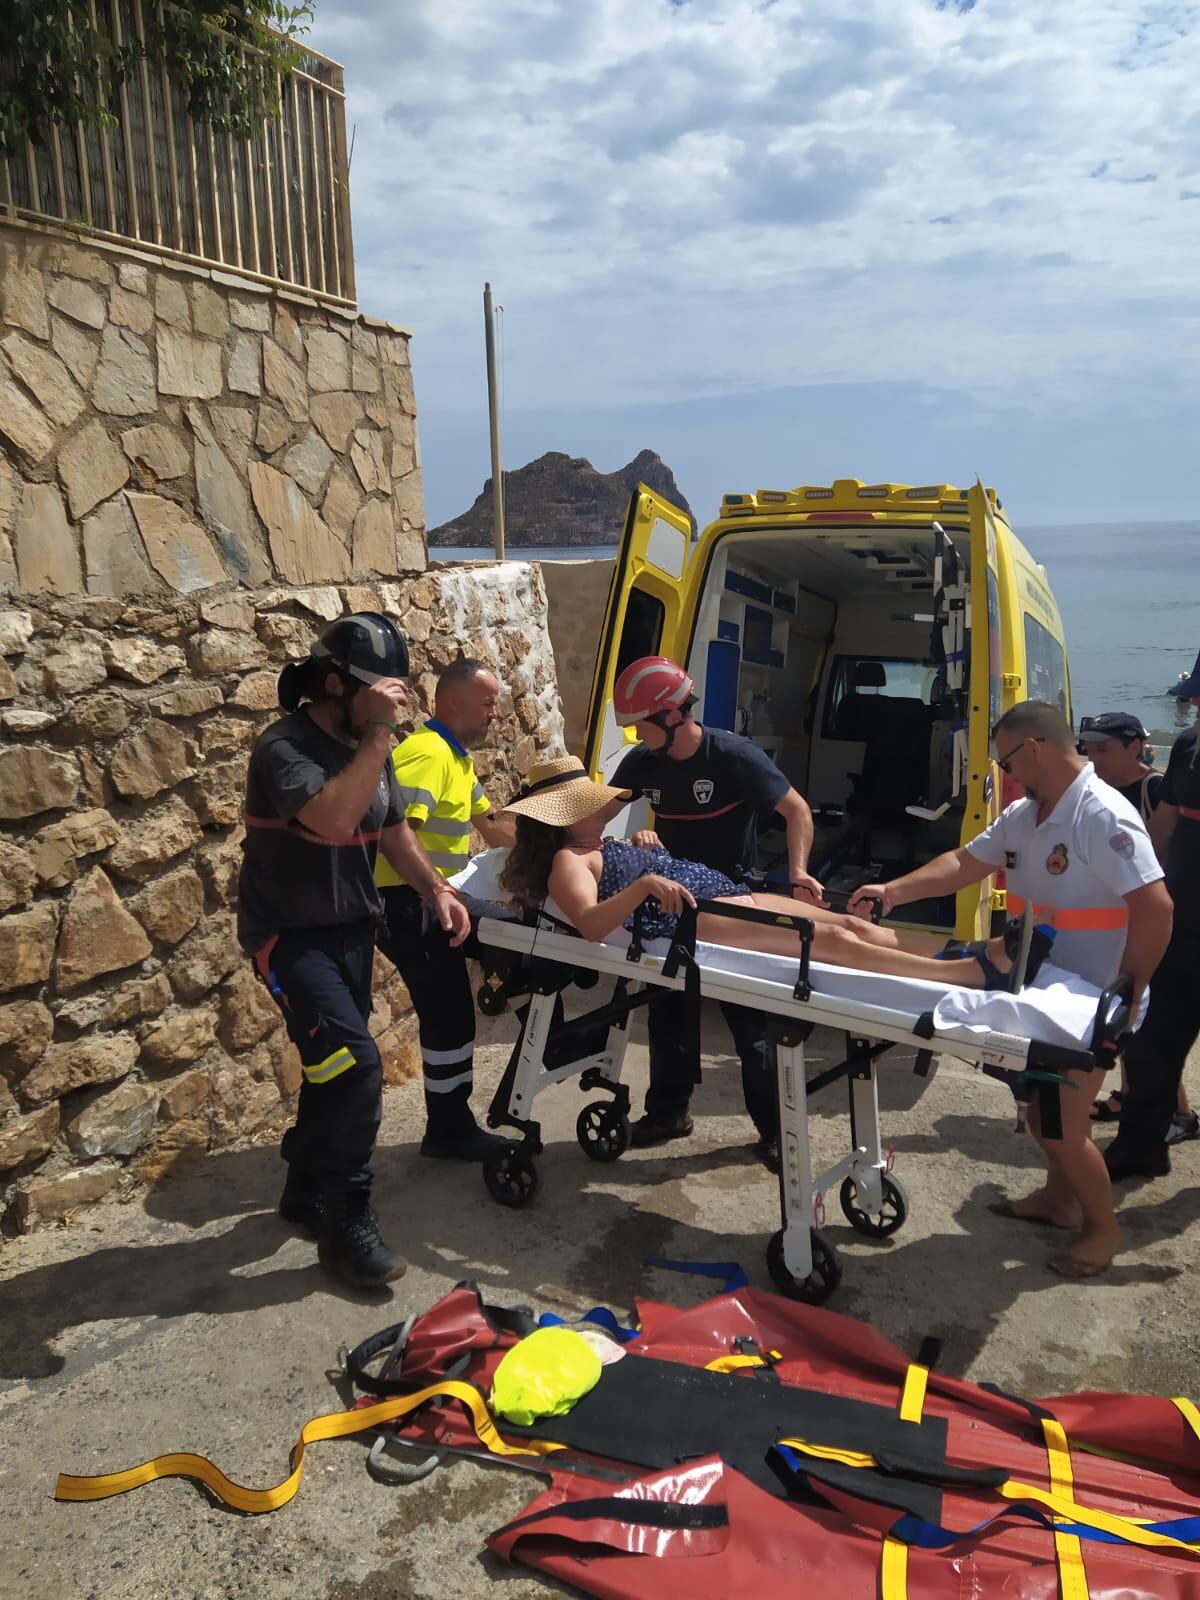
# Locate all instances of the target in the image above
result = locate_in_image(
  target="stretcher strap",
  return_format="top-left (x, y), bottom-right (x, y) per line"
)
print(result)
top-left (1042, 1417), bottom-right (1089, 1600)
top-left (703, 1352), bottom-right (780, 1374)
top-left (774, 1436), bottom-right (1200, 1556)
top-left (880, 1362), bottom-right (929, 1599)
top-left (54, 1380), bottom-right (564, 1515)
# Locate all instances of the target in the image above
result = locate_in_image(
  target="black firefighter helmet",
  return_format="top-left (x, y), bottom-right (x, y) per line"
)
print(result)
top-left (278, 612), bottom-right (409, 710)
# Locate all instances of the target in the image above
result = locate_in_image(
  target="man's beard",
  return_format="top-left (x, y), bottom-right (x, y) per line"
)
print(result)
top-left (464, 724), bottom-right (489, 748)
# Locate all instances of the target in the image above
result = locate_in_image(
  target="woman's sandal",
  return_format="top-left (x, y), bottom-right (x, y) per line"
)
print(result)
top-left (1089, 1090), bottom-right (1126, 1123)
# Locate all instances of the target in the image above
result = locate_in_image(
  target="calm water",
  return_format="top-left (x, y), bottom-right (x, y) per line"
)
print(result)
top-left (1026, 522), bottom-right (1197, 748)
top-left (436, 522), bottom-right (1198, 750)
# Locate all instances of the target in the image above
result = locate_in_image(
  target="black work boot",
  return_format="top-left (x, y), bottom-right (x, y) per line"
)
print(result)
top-left (318, 1194), bottom-right (407, 1289)
top-left (278, 1176), bottom-right (323, 1239)
top-left (420, 1122), bottom-right (507, 1160)
top-left (630, 1111), bottom-right (694, 1148)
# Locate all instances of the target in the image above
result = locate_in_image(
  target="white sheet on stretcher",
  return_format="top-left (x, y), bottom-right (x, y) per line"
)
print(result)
top-left (453, 851), bottom-right (1132, 1053)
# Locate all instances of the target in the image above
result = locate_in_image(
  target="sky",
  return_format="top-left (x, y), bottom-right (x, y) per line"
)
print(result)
top-left (308, 0), bottom-right (1200, 532)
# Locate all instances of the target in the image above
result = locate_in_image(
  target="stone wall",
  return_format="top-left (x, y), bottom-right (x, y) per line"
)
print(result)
top-left (0, 565), bottom-right (564, 1232)
top-left (536, 558), bottom-right (614, 756)
top-left (0, 219), bottom-right (423, 600)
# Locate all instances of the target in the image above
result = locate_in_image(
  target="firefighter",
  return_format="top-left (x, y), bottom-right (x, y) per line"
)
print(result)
top-left (609, 655), bottom-right (824, 1167)
top-left (238, 613), bottom-right (469, 1291)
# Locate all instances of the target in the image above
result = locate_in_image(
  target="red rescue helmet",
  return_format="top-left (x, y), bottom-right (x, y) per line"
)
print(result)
top-left (612, 656), bottom-right (695, 727)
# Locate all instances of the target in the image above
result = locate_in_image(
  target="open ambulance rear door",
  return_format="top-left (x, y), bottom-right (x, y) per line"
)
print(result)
top-left (958, 479), bottom-right (1006, 938)
top-left (583, 487), bottom-right (694, 783)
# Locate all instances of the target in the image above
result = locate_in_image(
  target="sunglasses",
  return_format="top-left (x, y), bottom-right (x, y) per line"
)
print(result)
top-left (994, 735), bottom-right (1045, 775)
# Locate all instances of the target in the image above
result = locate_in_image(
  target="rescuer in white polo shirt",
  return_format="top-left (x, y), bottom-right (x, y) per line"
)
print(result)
top-left (849, 700), bottom-right (1173, 1280)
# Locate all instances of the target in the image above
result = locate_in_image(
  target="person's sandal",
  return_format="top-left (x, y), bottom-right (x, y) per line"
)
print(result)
top-left (967, 925), bottom-right (1056, 992)
top-left (1090, 1090), bottom-right (1126, 1123)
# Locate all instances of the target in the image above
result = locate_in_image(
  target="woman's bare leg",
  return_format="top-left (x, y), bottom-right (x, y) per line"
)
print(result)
top-left (733, 891), bottom-right (946, 956)
top-left (696, 904), bottom-right (1003, 987)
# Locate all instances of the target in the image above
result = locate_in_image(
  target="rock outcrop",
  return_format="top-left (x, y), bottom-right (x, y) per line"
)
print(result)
top-left (429, 448), bottom-right (694, 548)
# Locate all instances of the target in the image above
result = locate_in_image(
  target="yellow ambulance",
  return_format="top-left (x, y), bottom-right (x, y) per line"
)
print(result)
top-left (583, 479), bottom-right (1071, 939)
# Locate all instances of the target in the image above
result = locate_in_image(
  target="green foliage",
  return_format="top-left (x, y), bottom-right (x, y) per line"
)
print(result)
top-left (0, 0), bottom-right (314, 156)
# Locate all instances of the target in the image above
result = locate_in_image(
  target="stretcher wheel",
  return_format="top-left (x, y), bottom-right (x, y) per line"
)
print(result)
top-left (766, 1228), bottom-right (842, 1305)
top-left (839, 1173), bottom-right (908, 1238)
top-left (576, 1101), bottom-right (630, 1163)
top-left (482, 1143), bottom-right (540, 1207)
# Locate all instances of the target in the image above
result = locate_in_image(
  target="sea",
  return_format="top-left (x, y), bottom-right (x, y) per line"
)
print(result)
top-left (434, 521), bottom-right (1198, 755)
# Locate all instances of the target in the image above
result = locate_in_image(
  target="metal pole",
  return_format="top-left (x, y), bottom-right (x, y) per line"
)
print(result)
top-left (484, 281), bottom-right (505, 560)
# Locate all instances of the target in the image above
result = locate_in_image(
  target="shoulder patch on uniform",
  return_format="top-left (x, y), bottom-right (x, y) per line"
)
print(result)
top-left (645, 787), bottom-right (661, 807)
top-left (693, 779), bottom-right (715, 805)
top-left (1109, 831), bottom-right (1135, 859)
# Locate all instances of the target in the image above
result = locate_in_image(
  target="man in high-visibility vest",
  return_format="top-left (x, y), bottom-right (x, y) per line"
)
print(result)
top-left (850, 699), bottom-right (1173, 1279)
top-left (376, 658), bottom-right (514, 1158)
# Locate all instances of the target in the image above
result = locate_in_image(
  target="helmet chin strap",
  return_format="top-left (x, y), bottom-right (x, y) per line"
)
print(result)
top-left (648, 710), bottom-right (683, 753)
top-left (336, 670), bottom-right (359, 740)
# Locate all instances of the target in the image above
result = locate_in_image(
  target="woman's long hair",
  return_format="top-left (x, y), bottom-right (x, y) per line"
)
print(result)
top-left (501, 815), bottom-right (566, 909)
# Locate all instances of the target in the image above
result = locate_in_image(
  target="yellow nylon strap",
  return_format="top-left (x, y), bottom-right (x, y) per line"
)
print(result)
top-left (703, 1350), bottom-right (781, 1374)
top-left (881, 1363), bottom-right (929, 1600)
top-left (997, 1479), bottom-right (1200, 1557)
top-left (1041, 1417), bottom-right (1090, 1600)
top-left (1172, 1396), bottom-right (1200, 1445)
top-left (777, 1436), bottom-right (876, 1469)
top-left (55, 1379), bottom-right (563, 1515)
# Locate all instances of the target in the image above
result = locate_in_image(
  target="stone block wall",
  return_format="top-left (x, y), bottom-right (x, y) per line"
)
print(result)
top-left (0, 219), bottom-right (423, 600)
top-left (0, 564), bottom-right (564, 1233)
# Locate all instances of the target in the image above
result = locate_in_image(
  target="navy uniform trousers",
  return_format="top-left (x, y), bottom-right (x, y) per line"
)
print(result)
top-left (255, 920), bottom-right (382, 1202)
top-left (378, 884), bottom-right (479, 1138)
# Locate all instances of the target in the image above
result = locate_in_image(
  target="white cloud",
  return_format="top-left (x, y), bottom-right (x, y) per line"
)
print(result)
top-left (307, 0), bottom-right (1200, 512)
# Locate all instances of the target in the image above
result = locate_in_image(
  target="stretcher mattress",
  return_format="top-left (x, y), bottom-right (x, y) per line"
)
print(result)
top-left (454, 851), bottom-right (1131, 1053)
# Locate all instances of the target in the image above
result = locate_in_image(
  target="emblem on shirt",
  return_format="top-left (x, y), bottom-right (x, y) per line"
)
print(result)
top-left (1109, 831), bottom-right (1135, 859)
top-left (1004, 850), bottom-right (1017, 869)
top-left (693, 779), bottom-right (715, 805)
top-left (1046, 843), bottom-right (1069, 876)
top-left (645, 787), bottom-right (661, 807)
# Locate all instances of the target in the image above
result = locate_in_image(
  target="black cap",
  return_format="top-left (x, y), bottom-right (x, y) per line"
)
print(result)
top-left (1079, 712), bottom-right (1147, 743)
top-left (1169, 648), bottom-right (1200, 700)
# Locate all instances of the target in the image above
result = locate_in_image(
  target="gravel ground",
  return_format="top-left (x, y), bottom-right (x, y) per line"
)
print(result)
top-left (2, 1002), bottom-right (1198, 1600)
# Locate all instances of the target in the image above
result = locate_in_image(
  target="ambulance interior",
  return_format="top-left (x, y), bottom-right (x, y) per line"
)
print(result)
top-left (681, 524), bottom-right (974, 929)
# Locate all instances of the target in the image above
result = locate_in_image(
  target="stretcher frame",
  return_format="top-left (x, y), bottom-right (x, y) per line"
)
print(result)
top-left (473, 901), bottom-right (1130, 1304)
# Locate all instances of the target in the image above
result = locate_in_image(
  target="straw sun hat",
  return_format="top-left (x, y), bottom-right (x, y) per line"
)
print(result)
top-left (502, 756), bottom-right (631, 827)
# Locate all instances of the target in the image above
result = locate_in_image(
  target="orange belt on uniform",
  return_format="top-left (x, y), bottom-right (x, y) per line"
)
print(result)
top-left (1005, 896), bottom-right (1129, 933)
top-left (1180, 807), bottom-right (1200, 822)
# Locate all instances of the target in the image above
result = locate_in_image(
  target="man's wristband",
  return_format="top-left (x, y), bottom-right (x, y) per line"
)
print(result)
top-left (366, 717), bottom-right (398, 735)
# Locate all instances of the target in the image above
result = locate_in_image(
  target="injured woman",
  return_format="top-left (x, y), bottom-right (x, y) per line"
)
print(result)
top-left (500, 758), bottom-right (1052, 992)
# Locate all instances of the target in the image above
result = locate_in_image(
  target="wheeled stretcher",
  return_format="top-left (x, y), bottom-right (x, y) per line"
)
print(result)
top-left (472, 899), bottom-right (1132, 1305)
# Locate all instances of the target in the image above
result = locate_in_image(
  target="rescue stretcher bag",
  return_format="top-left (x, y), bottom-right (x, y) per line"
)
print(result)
top-left (359, 1284), bottom-right (1200, 1600)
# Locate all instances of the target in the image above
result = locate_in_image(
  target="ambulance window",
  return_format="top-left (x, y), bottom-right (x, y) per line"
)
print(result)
top-left (986, 569), bottom-right (1002, 727)
top-left (1023, 613), bottom-right (1069, 718)
top-left (614, 588), bottom-right (665, 681)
